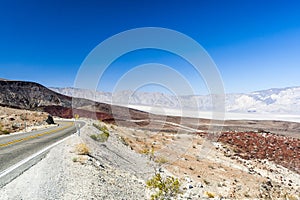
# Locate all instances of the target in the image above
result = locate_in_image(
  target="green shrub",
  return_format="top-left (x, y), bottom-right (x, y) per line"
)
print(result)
top-left (1, 130), bottom-right (10, 135)
top-left (0, 124), bottom-right (10, 135)
top-left (90, 134), bottom-right (98, 141)
top-left (91, 123), bottom-right (110, 142)
top-left (146, 173), bottom-right (181, 200)
top-left (90, 132), bottom-right (109, 142)
top-left (93, 123), bottom-right (108, 133)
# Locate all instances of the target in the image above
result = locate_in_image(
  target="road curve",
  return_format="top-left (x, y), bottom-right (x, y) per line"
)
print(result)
top-left (0, 120), bottom-right (84, 186)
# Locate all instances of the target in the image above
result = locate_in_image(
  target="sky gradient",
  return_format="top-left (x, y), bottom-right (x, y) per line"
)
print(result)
top-left (1, 0), bottom-right (300, 94)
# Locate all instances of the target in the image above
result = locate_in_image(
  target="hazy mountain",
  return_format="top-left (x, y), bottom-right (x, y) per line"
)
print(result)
top-left (51, 86), bottom-right (300, 114)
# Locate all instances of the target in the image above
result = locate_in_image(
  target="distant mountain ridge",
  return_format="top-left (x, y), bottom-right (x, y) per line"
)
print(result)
top-left (50, 86), bottom-right (300, 114)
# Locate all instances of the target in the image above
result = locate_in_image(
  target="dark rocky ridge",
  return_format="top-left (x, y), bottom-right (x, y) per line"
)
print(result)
top-left (0, 80), bottom-right (72, 109)
top-left (0, 80), bottom-right (152, 121)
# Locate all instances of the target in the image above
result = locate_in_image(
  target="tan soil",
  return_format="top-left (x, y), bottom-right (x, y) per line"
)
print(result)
top-left (114, 124), bottom-right (300, 199)
top-left (0, 106), bottom-right (49, 134)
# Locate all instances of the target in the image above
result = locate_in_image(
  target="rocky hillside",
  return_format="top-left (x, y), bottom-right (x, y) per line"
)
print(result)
top-left (0, 106), bottom-right (50, 134)
top-left (0, 80), bottom-right (151, 121)
top-left (0, 80), bottom-right (72, 109)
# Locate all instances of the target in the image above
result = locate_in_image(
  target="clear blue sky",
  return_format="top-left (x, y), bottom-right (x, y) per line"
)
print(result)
top-left (1, 0), bottom-right (300, 94)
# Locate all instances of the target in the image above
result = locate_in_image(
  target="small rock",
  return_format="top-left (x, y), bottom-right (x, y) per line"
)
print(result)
top-left (46, 115), bottom-right (55, 124)
top-left (189, 166), bottom-right (194, 170)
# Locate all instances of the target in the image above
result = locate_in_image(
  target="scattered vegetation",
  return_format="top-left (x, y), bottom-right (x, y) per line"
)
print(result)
top-left (257, 128), bottom-right (265, 133)
top-left (146, 173), bottom-right (181, 200)
top-left (90, 134), bottom-right (98, 141)
top-left (91, 123), bottom-right (110, 142)
top-left (1, 129), bottom-right (10, 135)
top-left (140, 148), bottom-right (150, 154)
top-left (110, 125), bottom-right (116, 130)
top-left (119, 136), bottom-right (129, 146)
top-left (244, 192), bottom-right (250, 198)
top-left (72, 157), bottom-right (78, 162)
top-left (74, 114), bottom-right (80, 119)
top-left (203, 179), bottom-right (210, 185)
top-left (90, 132), bottom-right (109, 142)
top-left (208, 165), bottom-right (215, 169)
top-left (204, 191), bottom-right (215, 198)
top-left (0, 124), bottom-right (10, 135)
top-left (285, 194), bottom-right (299, 200)
top-left (139, 147), bottom-right (156, 161)
top-left (75, 143), bottom-right (90, 155)
top-left (140, 147), bottom-right (154, 155)
top-left (93, 123), bottom-right (109, 133)
top-left (154, 156), bottom-right (168, 165)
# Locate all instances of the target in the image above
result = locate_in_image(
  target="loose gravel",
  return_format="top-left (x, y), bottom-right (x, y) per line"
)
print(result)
top-left (0, 120), bottom-right (153, 200)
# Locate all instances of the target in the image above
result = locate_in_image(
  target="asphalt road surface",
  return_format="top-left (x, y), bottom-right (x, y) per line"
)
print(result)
top-left (0, 120), bottom-right (84, 174)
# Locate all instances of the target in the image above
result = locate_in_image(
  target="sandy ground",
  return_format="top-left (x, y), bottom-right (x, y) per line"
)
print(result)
top-left (114, 123), bottom-right (300, 199)
top-left (0, 106), bottom-right (49, 135)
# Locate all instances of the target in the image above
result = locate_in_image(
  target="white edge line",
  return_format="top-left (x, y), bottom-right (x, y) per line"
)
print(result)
top-left (0, 134), bottom-right (74, 179)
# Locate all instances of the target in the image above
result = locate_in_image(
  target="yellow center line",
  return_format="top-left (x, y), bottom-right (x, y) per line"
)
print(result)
top-left (0, 122), bottom-right (74, 148)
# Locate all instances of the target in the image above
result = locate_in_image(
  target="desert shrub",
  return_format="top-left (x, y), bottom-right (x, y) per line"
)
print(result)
top-left (93, 123), bottom-right (108, 133)
top-left (204, 191), bottom-right (215, 198)
top-left (257, 128), bottom-right (264, 133)
top-left (2, 130), bottom-right (10, 134)
top-left (93, 123), bottom-right (100, 130)
top-left (146, 173), bottom-right (181, 200)
top-left (203, 179), bottom-right (210, 185)
top-left (119, 136), bottom-right (129, 146)
top-left (139, 147), bottom-right (155, 160)
top-left (0, 124), bottom-right (10, 135)
top-left (72, 157), bottom-right (78, 162)
top-left (90, 134), bottom-right (98, 141)
top-left (91, 123), bottom-right (110, 142)
top-left (154, 156), bottom-right (168, 164)
top-left (110, 125), bottom-right (116, 130)
top-left (139, 148), bottom-right (150, 154)
top-left (90, 132), bottom-right (109, 142)
top-left (0, 129), bottom-right (10, 135)
top-left (75, 143), bottom-right (90, 155)
top-left (140, 147), bottom-right (154, 155)
top-left (285, 194), bottom-right (299, 200)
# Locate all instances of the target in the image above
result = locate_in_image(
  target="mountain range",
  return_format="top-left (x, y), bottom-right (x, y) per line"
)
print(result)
top-left (51, 86), bottom-right (300, 114)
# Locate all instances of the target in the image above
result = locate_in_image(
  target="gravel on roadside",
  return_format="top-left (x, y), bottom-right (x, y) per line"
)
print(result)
top-left (0, 119), bottom-right (153, 200)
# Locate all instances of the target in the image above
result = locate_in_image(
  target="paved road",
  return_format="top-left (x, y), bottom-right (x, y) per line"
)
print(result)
top-left (0, 120), bottom-right (84, 174)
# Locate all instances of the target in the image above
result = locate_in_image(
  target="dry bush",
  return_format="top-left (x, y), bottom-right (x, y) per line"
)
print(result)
top-left (154, 156), bottom-right (168, 165)
top-left (75, 143), bottom-right (90, 155)
top-left (204, 191), bottom-right (215, 198)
